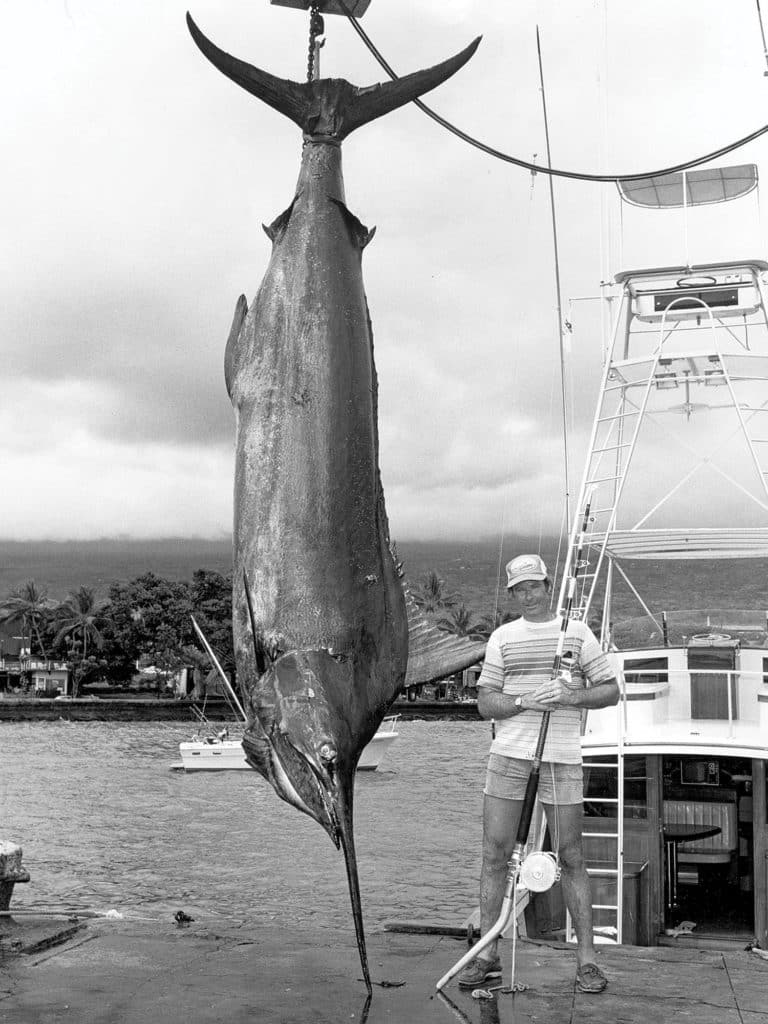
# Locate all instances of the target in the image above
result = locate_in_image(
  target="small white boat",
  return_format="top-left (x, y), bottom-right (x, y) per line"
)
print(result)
top-left (174, 729), bottom-right (248, 771)
top-left (171, 715), bottom-right (400, 772)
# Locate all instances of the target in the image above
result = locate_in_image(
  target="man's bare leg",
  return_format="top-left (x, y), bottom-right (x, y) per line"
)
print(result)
top-left (478, 793), bottom-right (523, 961)
top-left (542, 800), bottom-right (596, 967)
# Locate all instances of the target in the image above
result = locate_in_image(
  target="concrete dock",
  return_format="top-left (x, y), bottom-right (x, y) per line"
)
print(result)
top-left (2, 914), bottom-right (768, 1024)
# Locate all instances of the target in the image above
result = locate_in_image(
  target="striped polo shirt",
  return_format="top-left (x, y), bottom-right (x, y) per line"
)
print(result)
top-left (477, 615), bottom-right (615, 764)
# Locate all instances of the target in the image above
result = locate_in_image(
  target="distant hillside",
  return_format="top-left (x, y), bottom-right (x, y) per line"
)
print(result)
top-left (0, 537), bottom-right (764, 626)
top-left (0, 535), bottom-right (562, 613)
top-left (0, 539), bottom-right (232, 599)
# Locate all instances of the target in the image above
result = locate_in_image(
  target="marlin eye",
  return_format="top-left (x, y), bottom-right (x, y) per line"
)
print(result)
top-left (319, 742), bottom-right (337, 764)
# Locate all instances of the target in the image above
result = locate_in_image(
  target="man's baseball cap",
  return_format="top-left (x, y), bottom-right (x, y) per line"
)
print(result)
top-left (506, 554), bottom-right (548, 589)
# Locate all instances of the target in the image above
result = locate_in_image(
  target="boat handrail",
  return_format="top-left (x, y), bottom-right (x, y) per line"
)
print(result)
top-left (621, 667), bottom-right (767, 679)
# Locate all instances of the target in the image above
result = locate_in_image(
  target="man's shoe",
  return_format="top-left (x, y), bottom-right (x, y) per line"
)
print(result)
top-left (575, 962), bottom-right (608, 993)
top-left (457, 956), bottom-right (502, 989)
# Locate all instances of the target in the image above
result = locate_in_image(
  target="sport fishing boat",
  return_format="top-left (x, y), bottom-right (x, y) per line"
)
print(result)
top-left (545, 165), bottom-right (768, 951)
top-left (173, 714), bottom-right (400, 772)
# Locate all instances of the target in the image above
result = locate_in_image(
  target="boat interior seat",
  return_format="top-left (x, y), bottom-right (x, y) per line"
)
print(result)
top-left (662, 796), bottom-right (738, 865)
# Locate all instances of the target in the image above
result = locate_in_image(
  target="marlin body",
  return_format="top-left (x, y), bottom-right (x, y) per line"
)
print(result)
top-left (187, 13), bottom-right (479, 990)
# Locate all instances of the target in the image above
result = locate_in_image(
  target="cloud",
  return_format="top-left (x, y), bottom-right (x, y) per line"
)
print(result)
top-left (0, 377), bottom-right (232, 539)
top-left (2, 1), bottom-right (766, 540)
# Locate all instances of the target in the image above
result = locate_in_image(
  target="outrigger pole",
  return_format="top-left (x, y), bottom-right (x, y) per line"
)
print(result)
top-left (190, 615), bottom-right (248, 724)
top-left (435, 490), bottom-right (594, 993)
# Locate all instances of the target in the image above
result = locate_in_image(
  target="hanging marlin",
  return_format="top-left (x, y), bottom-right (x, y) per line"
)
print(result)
top-left (186, 13), bottom-right (479, 991)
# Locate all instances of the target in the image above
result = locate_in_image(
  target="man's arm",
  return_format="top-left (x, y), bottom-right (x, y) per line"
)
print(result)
top-left (478, 676), bottom-right (620, 719)
top-left (532, 675), bottom-right (619, 709)
top-left (477, 688), bottom-right (550, 720)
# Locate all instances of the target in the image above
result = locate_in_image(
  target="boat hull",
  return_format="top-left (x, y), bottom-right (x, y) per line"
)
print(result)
top-left (174, 718), bottom-right (399, 772)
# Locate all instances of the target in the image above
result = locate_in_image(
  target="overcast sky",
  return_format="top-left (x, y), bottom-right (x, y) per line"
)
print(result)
top-left (4, 1), bottom-right (768, 542)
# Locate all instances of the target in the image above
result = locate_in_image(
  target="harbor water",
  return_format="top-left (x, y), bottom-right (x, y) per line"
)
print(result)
top-left (0, 720), bottom-right (489, 935)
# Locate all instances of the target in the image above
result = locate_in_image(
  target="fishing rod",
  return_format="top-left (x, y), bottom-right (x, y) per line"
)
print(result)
top-left (435, 490), bottom-right (594, 993)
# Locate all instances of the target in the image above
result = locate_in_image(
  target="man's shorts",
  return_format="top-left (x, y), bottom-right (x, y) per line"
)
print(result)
top-left (484, 753), bottom-right (583, 805)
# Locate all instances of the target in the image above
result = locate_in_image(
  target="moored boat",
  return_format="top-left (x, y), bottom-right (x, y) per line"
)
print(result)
top-left (172, 715), bottom-right (400, 772)
top-left (356, 714), bottom-right (400, 771)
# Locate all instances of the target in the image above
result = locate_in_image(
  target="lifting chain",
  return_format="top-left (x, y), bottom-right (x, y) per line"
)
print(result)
top-left (306, 4), bottom-right (325, 82)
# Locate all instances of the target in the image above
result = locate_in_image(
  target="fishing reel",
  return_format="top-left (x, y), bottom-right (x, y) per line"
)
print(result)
top-left (518, 851), bottom-right (561, 892)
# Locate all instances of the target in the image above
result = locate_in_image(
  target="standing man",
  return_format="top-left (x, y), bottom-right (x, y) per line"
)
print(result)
top-left (458, 554), bottom-right (619, 994)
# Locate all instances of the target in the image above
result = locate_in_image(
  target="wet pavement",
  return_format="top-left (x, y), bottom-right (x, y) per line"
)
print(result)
top-left (2, 914), bottom-right (768, 1024)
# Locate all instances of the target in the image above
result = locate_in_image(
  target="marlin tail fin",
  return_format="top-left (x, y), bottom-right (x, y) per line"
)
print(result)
top-left (187, 13), bottom-right (480, 141)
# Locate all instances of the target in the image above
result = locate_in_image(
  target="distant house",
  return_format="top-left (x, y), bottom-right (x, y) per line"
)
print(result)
top-left (31, 666), bottom-right (71, 697)
top-left (462, 663), bottom-right (482, 692)
top-left (0, 624), bottom-right (71, 695)
top-left (0, 630), bottom-right (27, 692)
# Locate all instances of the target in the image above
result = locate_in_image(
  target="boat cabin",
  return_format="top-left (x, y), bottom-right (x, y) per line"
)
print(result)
top-left (582, 620), bottom-right (768, 948)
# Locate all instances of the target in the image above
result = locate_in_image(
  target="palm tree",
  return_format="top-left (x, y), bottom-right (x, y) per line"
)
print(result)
top-left (0, 580), bottom-right (53, 660)
top-left (54, 586), bottom-right (106, 696)
top-left (435, 602), bottom-right (485, 639)
top-left (412, 570), bottom-right (459, 614)
top-left (475, 608), bottom-right (520, 639)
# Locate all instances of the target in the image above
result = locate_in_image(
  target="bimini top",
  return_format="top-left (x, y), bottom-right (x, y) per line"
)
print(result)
top-left (591, 528), bottom-right (768, 560)
top-left (617, 164), bottom-right (758, 209)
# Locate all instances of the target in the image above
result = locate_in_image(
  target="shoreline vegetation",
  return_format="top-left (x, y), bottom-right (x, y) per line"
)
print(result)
top-left (3, 537), bottom-right (763, 705)
top-left (0, 556), bottom-right (507, 703)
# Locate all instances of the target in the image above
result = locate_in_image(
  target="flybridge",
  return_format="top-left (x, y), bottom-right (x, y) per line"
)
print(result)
top-left (558, 255), bottom-right (768, 633)
top-left (615, 261), bottom-right (768, 325)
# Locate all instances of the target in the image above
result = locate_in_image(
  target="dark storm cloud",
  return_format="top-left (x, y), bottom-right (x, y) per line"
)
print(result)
top-left (4, 282), bottom-right (234, 446)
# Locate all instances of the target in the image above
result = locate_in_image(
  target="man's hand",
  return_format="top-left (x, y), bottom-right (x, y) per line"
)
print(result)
top-left (530, 671), bottom-right (576, 708)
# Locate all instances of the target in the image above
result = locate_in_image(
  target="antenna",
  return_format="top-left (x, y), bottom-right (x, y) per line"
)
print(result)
top-left (756, 0), bottom-right (768, 75)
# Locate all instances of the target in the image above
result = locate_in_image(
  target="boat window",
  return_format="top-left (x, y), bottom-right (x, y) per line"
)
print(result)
top-left (623, 656), bottom-right (668, 684)
top-left (763, 657), bottom-right (768, 685)
top-left (653, 287), bottom-right (738, 313)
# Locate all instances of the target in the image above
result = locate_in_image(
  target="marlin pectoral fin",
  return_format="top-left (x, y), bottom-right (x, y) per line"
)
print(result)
top-left (242, 569), bottom-right (272, 677)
